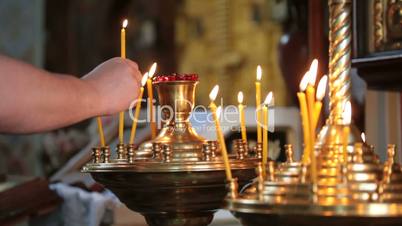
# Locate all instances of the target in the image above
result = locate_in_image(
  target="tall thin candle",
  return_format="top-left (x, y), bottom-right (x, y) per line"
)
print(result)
top-left (255, 65), bottom-right (262, 143)
top-left (262, 92), bottom-right (273, 172)
top-left (306, 59), bottom-right (318, 183)
top-left (313, 75), bottom-right (327, 128)
top-left (147, 62), bottom-right (157, 138)
top-left (118, 19), bottom-right (128, 144)
top-left (342, 101), bottom-right (352, 163)
top-left (298, 72), bottom-right (311, 164)
top-left (237, 91), bottom-right (247, 142)
top-left (209, 85), bottom-right (232, 181)
top-left (129, 73), bottom-right (149, 144)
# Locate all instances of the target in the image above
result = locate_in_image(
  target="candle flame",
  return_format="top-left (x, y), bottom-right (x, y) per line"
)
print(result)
top-left (316, 75), bottom-right (328, 101)
top-left (264, 92), bottom-right (273, 105)
top-left (237, 91), bottom-right (244, 104)
top-left (209, 85), bottom-right (219, 101)
top-left (141, 72), bottom-right (149, 87)
top-left (361, 132), bottom-right (366, 143)
top-left (256, 65), bottom-right (262, 81)
top-left (216, 106), bottom-right (222, 120)
top-left (122, 19), bottom-right (128, 28)
top-left (148, 62), bottom-right (157, 78)
top-left (299, 71), bottom-right (310, 92)
top-left (342, 101), bottom-right (352, 124)
top-left (308, 59), bottom-right (318, 86)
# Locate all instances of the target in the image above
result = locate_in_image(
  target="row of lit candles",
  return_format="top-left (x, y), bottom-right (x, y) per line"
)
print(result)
top-left (95, 19), bottom-right (353, 184)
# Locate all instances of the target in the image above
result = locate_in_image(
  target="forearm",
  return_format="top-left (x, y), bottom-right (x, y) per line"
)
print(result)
top-left (0, 55), bottom-right (101, 133)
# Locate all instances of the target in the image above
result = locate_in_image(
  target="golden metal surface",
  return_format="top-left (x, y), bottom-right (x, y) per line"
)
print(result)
top-left (83, 77), bottom-right (258, 226)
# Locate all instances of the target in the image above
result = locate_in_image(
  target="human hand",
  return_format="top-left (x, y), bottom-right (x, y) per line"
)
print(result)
top-left (83, 57), bottom-right (142, 115)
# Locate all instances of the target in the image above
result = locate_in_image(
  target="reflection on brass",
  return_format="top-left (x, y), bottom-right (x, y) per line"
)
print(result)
top-left (83, 76), bottom-right (258, 226)
top-left (101, 146), bottom-right (110, 163)
top-left (92, 147), bottom-right (101, 163)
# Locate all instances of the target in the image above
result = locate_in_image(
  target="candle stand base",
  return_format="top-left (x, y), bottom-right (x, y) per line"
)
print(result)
top-left (82, 74), bottom-right (259, 226)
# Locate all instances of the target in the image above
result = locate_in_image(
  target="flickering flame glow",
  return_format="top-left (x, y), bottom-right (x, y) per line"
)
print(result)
top-left (308, 59), bottom-right (318, 86)
top-left (148, 62), bottom-right (157, 78)
top-left (299, 71), bottom-right (310, 92)
top-left (122, 19), bottom-right (128, 28)
top-left (209, 85), bottom-right (219, 101)
top-left (216, 106), bottom-right (222, 120)
top-left (237, 91), bottom-right (244, 104)
top-left (256, 65), bottom-right (262, 81)
top-left (141, 72), bottom-right (149, 87)
top-left (342, 101), bottom-right (352, 124)
top-left (316, 75), bottom-right (328, 101)
top-left (264, 92), bottom-right (273, 105)
top-left (361, 132), bottom-right (366, 143)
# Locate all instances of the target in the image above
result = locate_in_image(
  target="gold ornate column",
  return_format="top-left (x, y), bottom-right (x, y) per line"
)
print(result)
top-left (316, 0), bottom-right (362, 146)
top-left (328, 0), bottom-right (352, 123)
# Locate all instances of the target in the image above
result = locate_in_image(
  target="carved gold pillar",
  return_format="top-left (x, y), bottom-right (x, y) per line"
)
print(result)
top-left (316, 0), bottom-right (362, 147)
top-left (328, 0), bottom-right (352, 124)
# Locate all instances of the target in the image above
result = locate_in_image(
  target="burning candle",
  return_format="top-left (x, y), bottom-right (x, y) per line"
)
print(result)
top-left (237, 91), bottom-right (247, 142)
top-left (129, 73), bottom-right (149, 144)
top-left (262, 92), bottom-right (273, 171)
top-left (255, 65), bottom-right (262, 144)
top-left (306, 59), bottom-right (318, 183)
top-left (209, 85), bottom-right (232, 181)
top-left (342, 101), bottom-right (352, 163)
top-left (147, 62), bottom-right (157, 138)
top-left (118, 19), bottom-right (128, 144)
top-left (96, 117), bottom-right (106, 147)
top-left (313, 75), bottom-right (328, 128)
top-left (298, 72), bottom-right (311, 164)
top-left (361, 132), bottom-right (366, 143)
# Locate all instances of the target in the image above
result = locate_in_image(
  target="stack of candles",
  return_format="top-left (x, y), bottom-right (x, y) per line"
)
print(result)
top-left (297, 59), bottom-right (328, 182)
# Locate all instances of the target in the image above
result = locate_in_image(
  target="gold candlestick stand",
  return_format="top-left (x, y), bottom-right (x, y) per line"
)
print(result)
top-left (225, 1), bottom-right (402, 225)
top-left (83, 75), bottom-right (259, 226)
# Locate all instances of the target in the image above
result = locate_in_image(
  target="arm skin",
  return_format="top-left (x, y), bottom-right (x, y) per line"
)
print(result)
top-left (0, 55), bottom-right (142, 134)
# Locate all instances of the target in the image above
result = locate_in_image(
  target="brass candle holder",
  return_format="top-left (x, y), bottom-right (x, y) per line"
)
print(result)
top-left (225, 0), bottom-right (402, 225)
top-left (83, 74), bottom-right (259, 226)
